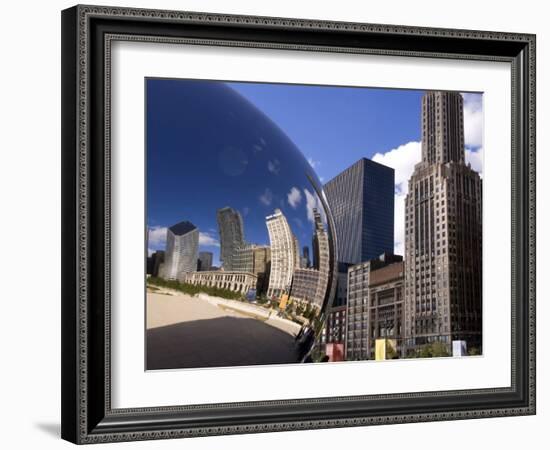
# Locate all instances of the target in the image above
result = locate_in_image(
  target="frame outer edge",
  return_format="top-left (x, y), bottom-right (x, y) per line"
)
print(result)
top-left (61, 5), bottom-right (80, 445)
top-left (64, 4), bottom-right (537, 443)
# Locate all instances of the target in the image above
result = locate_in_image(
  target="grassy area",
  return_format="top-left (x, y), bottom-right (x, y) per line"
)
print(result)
top-left (147, 277), bottom-right (244, 301)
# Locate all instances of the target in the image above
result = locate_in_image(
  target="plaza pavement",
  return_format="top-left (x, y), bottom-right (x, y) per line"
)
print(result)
top-left (146, 292), bottom-right (300, 370)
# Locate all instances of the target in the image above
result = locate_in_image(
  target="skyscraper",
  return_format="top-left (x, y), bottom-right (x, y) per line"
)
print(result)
top-left (266, 209), bottom-right (295, 298)
top-left (217, 207), bottom-right (245, 271)
top-left (198, 251), bottom-right (213, 271)
top-left (302, 246), bottom-right (311, 268)
top-left (312, 208), bottom-right (330, 308)
top-left (324, 158), bottom-right (395, 265)
top-left (163, 221), bottom-right (199, 280)
top-left (404, 91), bottom-right (482, 353)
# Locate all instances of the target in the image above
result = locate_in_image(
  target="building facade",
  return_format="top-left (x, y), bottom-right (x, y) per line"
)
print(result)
top-left (334, 262), bottom-right (352, 308)
top-left (217, 207), bottom-right (245, 271)
top-left (345, 253), bottom-right (403, 360)
top-left (324, 158), bottom-right (395, 265)
top-left (198, 251), bottom-right (213, 271)
top-left (266, 209), bottom-right (295, 298)
top-left (368, 261), bottom-right (405, 358)
top-left (318, 305), bottom-right (347, 354)
top-left (312, 208), bottom-right (331, 308)
top-left (404, 91), bottom-right (483, 353)
top-left (162, 221), bottom-right (199, 280)
top-left (147, 250), bottom-right (165, 277)
top-left (183, 271), bottom-right (257, 295)
top-left (290, 268), bottom-right (319, 305)
top-left (232, 244), bottom-right (255, 274)
top-left (302, 246), bottom-right (311, 268)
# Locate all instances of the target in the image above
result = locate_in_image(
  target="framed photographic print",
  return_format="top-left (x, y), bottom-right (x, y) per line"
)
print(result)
top-left (61, 4), bottom-right (536, 444)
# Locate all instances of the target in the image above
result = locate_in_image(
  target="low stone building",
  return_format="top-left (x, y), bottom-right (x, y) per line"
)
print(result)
top-left (182, 271), bottom-right (257, 295)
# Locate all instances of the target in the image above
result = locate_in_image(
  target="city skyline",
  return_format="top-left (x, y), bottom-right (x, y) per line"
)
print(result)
top-left (147, 79), bottom-right (482, 264)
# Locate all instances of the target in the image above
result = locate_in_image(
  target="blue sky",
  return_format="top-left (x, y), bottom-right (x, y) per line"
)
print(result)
top-left (147, 79), bottom-right (483, 262)
top-left (228, 82), bottom-right (424, 182)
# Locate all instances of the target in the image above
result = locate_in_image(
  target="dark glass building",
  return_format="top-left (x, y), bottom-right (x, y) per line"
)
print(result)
top-left (324, 158), bottom-right (395, 265)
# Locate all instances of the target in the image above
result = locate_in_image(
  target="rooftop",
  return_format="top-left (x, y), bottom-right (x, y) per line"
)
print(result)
top-left (370, 261), bottom-right (404, 286)
top-left (168, 220), bottom-right (197, 236)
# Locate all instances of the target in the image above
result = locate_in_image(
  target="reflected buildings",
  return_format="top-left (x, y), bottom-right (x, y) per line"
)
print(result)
top-left (198, 251), bottom-right (213, 271)
top-left (147, 250), bottom-right (165, 277)
top-left (312, 208), bottom-right (330, 308)
top-left (161, 221), bottom-right (199, 280)
top-left (217, 207), bottom-right (245, 271)
top-left (266, 209), bottom-right (296, 298)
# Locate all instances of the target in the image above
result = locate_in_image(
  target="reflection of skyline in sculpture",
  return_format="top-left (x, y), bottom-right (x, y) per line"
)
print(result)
top-left (266, 209), bottom-right (296, 298)
top-left (312, 208), bottom-right (330, 308)
top-left (161, 221), bottom-right (199, 280)
top-left (146, 79), bottom-right (328, 269)
top-left (217, 207), bottom-right (245, 271)
top-left (198, 251), bottom-right (213, 271)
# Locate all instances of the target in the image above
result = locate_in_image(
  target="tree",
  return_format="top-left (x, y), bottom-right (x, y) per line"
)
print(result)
top-left (468, 347), bottom-right (481, 356)
top-left (417, 341), bottom-right (450, 358)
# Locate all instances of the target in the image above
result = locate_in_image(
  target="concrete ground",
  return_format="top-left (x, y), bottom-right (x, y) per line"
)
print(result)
top-left (146, 292), bottom-right (300, 370)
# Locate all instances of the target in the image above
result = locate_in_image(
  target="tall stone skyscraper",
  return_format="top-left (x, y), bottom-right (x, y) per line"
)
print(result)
top-left (404, 91), bottom-right (482, 353)
top-left (266, 209), bottom-right (295, 298)
top-left (162, 221), bottom-right (199, 280)
top-left (324, 158), bottom-right (394, 265)
top-left (217, 207), bottom-right (245, 271)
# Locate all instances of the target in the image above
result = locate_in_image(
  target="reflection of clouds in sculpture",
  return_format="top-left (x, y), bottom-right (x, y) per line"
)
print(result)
top-left (267, 159), bottom-right (281, 175)
top-left (259, 188), bottom-right (273, 206)
top-left (218, 146), bottom-right (248, 176)
top-left (303, 188), bottom-right (327, 225)
top-left (146, 79), bottom-right (334, 363)
top-left (287, 187), bottom-right (302, 208)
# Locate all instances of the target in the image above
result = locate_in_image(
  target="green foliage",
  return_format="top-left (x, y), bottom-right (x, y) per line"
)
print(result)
top-left (417, 341), bottom-right (451, 358)
top-left (256, 295), bottom-right (269, 305)
top-left (468, 347), bottom-right (481, 356)
top-left (385, 345), bottom-right (398, 360)
top-left (309, 346), bottom-right (328, 363)
top-left (147, 277), bottom-right (243, 301)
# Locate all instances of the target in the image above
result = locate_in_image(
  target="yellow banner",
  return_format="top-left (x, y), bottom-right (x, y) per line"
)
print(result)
top-left (279, 294), bottom-right (289, 310)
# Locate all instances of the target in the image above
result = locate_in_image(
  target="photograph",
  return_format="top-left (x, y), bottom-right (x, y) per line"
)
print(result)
top-left (145, 79), bottom-right (483, 370)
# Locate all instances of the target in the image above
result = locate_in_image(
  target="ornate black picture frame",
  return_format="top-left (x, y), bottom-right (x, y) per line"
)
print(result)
top-left (61, 4), bottom-right (536, 444)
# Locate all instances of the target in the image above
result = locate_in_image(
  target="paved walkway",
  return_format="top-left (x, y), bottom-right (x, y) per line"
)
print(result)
top-left (146, 292), bottom-right (300, 370)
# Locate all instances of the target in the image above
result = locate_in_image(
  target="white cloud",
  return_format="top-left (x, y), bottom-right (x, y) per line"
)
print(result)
top-left (267, 159), bottom-right (281, 175)
top-left (307, 157), bottom-right (320, 169)
top-left (372, 141), bottom-right (421, 256)
top-left (199, 231), bottom-right (220, 247)
top-left (287, 187), bottom-right (302, 208)
top-left (462, 93), bottom-right (483, 149)
top-left (303, 188), bottom-right (327, 225)
top-left (465, 146), bottom-right (484, 177)
top-left (372, 141), bottom-right (421, 196)
top-left (148, 226), bottom-right (167, 247)
top-left (259, 188), bottom-right (273, 206)
top-left (293, 217), bottom-right (304, 229)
